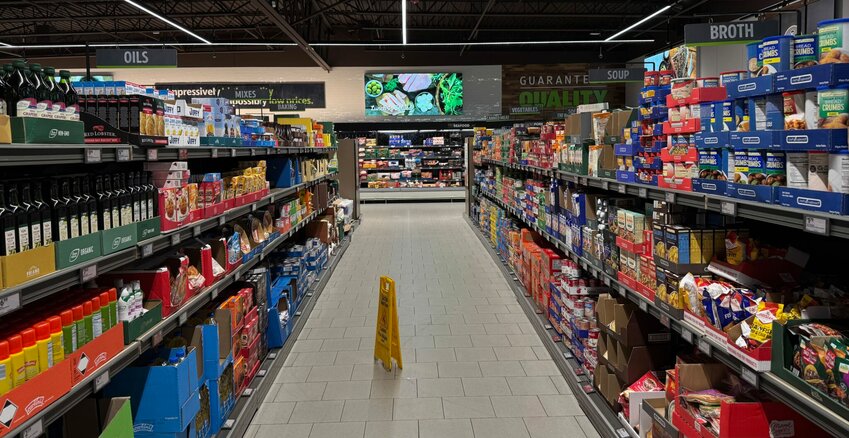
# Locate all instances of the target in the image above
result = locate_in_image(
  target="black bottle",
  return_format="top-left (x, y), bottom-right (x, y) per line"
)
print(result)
top-left (8, 185), bottom-right (29, 253)
top-left (145, 172), bottom-right (157, 218)
top-left (48, 179), bottom-right (69, 242)
top-left (0, 185), bottom-right (16, 255)
top-left (20, 183), bottom-right (40, 249)
top-left (72, 177), bottom-right (88, 236)
top-left (1, 65), bottom-right (14, 117)
top-left (82, 177), bottom-right (97, 233)
top-left (95, 175), bottom-right (111, 231)
top-left (33, 181), bottom-right (51, 246)
top-left (62, 179), bottom-right (80, 239)
top-left (43, 67), bottom-right (62, 110)
top-left (129, 172), bottom-right (141, 223)
top-left (114, 174), bottom-right (131, 226)
top-left (104, 174), bottom-right (120, 230)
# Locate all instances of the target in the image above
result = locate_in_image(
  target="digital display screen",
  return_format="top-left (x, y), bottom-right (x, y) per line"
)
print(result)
top-left (365, 73), bottom-right (463, 116)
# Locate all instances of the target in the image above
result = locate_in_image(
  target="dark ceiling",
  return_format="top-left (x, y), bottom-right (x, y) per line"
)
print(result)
top-left (0, 0), bottom-right (795, 68)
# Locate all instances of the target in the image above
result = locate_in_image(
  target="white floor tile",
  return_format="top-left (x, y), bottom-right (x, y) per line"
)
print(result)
top-left (419, 419), bottom-right (474, 438)
top-left (472, 418), bottom-right (530, 438)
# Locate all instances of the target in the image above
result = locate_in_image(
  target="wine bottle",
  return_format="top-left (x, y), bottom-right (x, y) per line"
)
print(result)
top-left (8, 185), bottom-right (30, 253)
top-left (62, 179), bottom-right (80, 239)
top-left (72, 177), bottom-right (88, 236)
top-left (33, 181), bottom-right (52, 246)
top-left (47, 179), bottom-right (69, 242)
top-left (0, 184), bottom-right (16, 255)
top-left (20, 183), bottom-right (40, 249)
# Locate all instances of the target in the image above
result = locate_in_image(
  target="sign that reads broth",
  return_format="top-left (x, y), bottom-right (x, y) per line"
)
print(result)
top-left (155, 82), bottom-right (326, 110)
top-left (501, 64), bottom-right (625, 116)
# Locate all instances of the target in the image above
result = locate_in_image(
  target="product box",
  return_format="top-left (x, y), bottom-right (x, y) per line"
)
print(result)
top-left (0, 115), bottom-right (11, 144)
top-left (202, 309), bottom-right (234, 381)
top-left (123, 301), bottom-right (163, 344)
top-left (723, 316), bottom-right (773, 371)
top-left (53, 232), bottom-right (102, 270)
top-left (0, 353), bottom-right (74, 437)
top-left (779, 128), bottom-right (848, 151)
top-left (694, 131), bottom-right (730, 149)
top-left (726, 75), bottom-right (775, 99)
top-left (100, 223), bottom-right (138, 256)
top-left (11, 117), bottom-right (85, 144)
top-left (640, 397), bottom-right (679, 438)
top-left (725, 181), bottom-right (777, 204)
top-left (68, 323), bottom-right (124, 385)
top-left (206, 365), bottom-right (236, 434)
top-left (0, 243), bottom-right (56, 288)
top-left (730, 131), bottom-right (780, 150)
top-left (136, 217), bottom-right (161, 242)
top-left (774, 63), bottom-right (849, 92)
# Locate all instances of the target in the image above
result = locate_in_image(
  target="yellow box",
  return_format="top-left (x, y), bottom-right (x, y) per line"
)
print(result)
top-left (689, 230), bottom-right (703, 264)
top-left (1, 244), bottom-right (56, 288)
top-left (632, 211), bottom-right (645, 244)
top-left (702, 230), bottom-right (715, 263)
top-left (0, 115), bottom-right (11, 144)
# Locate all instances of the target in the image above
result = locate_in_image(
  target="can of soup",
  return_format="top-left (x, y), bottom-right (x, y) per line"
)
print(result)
top-left (644, 71), bottom-right (659, 87)
top-left (658, 70), bottom-right (674, 86)
top-left (792, 34), bottom-right (819, 69)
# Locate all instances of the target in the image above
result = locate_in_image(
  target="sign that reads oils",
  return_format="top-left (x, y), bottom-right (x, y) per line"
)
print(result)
top-left (374, 276), bottom-right (403, 371)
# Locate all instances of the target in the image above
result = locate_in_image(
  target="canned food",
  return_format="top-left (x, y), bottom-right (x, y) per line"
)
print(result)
top-left (829, 150), bottom-right (849, 194)
top-left (658, 70), bottom-right (674, 86)
top-left (761, 35), bottom-right (793, 75)
top-left (671, 78), bottom-right (695, 99)
top-left (587, 328), bottom-right (600, 348)
top-left (584, 299), bottom-right (595, 317)
top-left (786, 152), bottom-right (808, 188)
top-left (576, 318), bottom-right (590, 331)
top-left (644, 71), bottom-right (659, 87)
top-left (818, 18), bottom-right (849, 64)
top-left (696, 77), bottom-right (719, 88)
top-left (792, 34), bottom-right (819, 69)
top-left (719, 71), bottom-right (747, 86)
top-left (809, 151), bottom-right (829, 191)
top-left (573, 302), bottom-right (585, 318)
top-left (746, 42), bottom-right (763, 77)
top-left (818, 86), bottom-right (849, 128)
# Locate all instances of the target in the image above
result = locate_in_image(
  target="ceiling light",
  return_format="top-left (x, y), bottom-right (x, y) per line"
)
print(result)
top-left (123, 0), bottom-right (212, 44)
top-left (402, 0), bottom-right (408, 45)
top-left (589, 32), bottom-right (601, 36)
top-left (605, 5), bottom-right (672, 42)
top-left (311, 39), bottom-right (653, 46)
top-left (0, 42), bottom-right (11, 47)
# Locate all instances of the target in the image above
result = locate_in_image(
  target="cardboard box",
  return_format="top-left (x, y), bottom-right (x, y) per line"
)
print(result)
top-left (640, 397), bottom-right (679, 438)
top-left (123, 301), bottom-right (163, 345)
top-left (0, 352), bottom-right (73, 437)
top-left (1, 243), bottom-right (56, 288)
top-left (201, 309), bottom-right (234, 381)
top-left (69, 323), bottom-right (124, 385)
top-left (100, 223), bottom-right (137, 256)
top-left (11, 117), bottom-right (85, 144)
top-left (0, 115), bottom-right (11, 144)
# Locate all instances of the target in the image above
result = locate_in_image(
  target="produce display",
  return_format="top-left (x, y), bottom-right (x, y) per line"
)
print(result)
top-left (364, 73), bottom-right (464, 116)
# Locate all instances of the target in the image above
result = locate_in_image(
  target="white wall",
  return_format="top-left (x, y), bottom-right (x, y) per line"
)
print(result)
top-left (98, 65), bottom-right (501, 123)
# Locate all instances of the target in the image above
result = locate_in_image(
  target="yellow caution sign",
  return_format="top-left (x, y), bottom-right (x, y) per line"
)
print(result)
top-left (374, 276), bottom-right (403, 371)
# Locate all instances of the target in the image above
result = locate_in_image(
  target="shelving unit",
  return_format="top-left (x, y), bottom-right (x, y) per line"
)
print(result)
top-left (472, 158), bottom-right (849, 437)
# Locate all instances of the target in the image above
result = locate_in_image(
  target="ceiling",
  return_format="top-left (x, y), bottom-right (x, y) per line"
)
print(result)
top-left (0, 0), bottom-right (794, 68)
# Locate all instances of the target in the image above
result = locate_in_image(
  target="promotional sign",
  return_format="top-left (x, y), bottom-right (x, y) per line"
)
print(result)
top-left (374, 276), bottom-right (402, 371)
top-left (96, 49), bottom-right (177, 68)
top-left (155, 82), bottom-right (326, 110)
top-left (364, 73), bottom-right (463, 117)
top-left (588, 67), bottom-right (647, 83)
top-left (501, 64), bottom-right (625, 116)
top-left (644, 45), bottom-right (698, 79)
top-left (684, 21), bottom-right (779, 46)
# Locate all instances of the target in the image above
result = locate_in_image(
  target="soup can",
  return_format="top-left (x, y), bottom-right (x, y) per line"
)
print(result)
top-left (644, 71), bottom-right (659, 87)
top-left (719, 71), bottom-right (747, 86)
top-left (658, 70), bottom-right (674, 86)
top-left (696, 77), bottom-right (719, 88)
top-left (584, 299), bottom-right (596, 318)
top-left (587, 328), bottom-right (600, 348)
top-left (792, 34), bottom-right (819, 69)
top-left (761, 35), bottom-right (793, 75)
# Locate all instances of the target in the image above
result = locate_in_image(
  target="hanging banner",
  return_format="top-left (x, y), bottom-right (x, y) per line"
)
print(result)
top-left (374, 276), bottom-right (403, 371)
top-left (96, 48), bottom-right (177, 68)
top-left (684, 21), bottom-right (779, 46)
top-left (155, 82), bottom-right (326, 110)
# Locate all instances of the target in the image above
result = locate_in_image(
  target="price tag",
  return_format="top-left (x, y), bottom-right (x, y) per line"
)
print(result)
top-left (80, 264), bottom-right (97, 283)
top-left (544, 324), bottom-right (553, 330)
top-left (230, 148), bottom-right (237, 157)
top-left (563, 351), bottom-right (573, 359)
top-left (250, 149), bottom-right (257, 156)
top-left (85, 148), bottom-right (102, 164)
top-left (257, 369), bottom-right (267, 377)
top-left (94, 370), bottom-right (110, 392)
top-left (0, 291), bottom-right (21, 317)
top-left (219, 216), bottom-right (226, 226)
top-left (146, 148), bottom-right (158, 161)
top-left (681, 329), bottom-right (693, 343)
top-left (602, 180), bottom-right (609, 191)
top-left (193, 226), bottom-right (201, 237)
top-left (618, 184), bottom-right (627, 194)
top-left (579, 177), bottom-right (587, 186)
top-left (804, 215), bottom-right (829, 235)
top-left (178, 312), bottom-right (188, 326)
top-left (251, 203), bottom-right (258, 212)
top-left (602, 276), bottom-right (611, 286)
top-left (582, 383), bottom-right (595, 394)
top-left (665, 191), bottom-right (676, 203)
top-left (698, 339), bottom-right (712, 355)
top-left (152, 330), bottom-right (164, 346)
top-left (720, 200), bottom-right (736, 216)
top-left (616, 428), bottom-right (630, 438)
top-left (295, 311), bottom-right (302, 317)
top-left (306, 292), bottom-right (314, 297)
top-left (660, 314), bottom-right (670, 327)
top-left (638, 187), bottom-right (648, 198)
top-left (639, 300), bottom-right (648, 312)
top-left (170, 233), bottom-right (180, 246)
top-left (22, 419), bottom-right (43, 438)
top-left (242, 388), bottom-right (254, 397)
top-left (116, 148), bottom-right (131, 162)
top-left (211, 148), bottom-right (218, 158)
top-left (178, 149), bottom-right (188, 160)
top-left (740, 366), bottom-right (759, 388)
top-left (574, 367), bottom-right (585, 376)
top-left (268, 352), bottom-right (278, 359)
top-left (221, 419), bottom-right (235, 430)
top-left (211, 287), bottom-right (220, 300)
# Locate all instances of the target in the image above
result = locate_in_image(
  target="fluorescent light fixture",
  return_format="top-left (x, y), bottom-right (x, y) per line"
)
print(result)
top-left (605, 5), bottom-right (671, 41)
top-left (402, 0), bottom-right (408, 45)
top-left (312, 39), bottom-right (653, 46)
top-left (123, 0), bottom-right (212, 44)
top-left (0, 42), bottom-right (11, 47)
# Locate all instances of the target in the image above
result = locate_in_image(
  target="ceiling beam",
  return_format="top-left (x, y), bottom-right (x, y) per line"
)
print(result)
top-left (0, 12), bottom-right (266, 24)
top-left (292, 0), bottom-right (350, 25)
top-left (461, 0), bottom-right (497, 55)
top-left (249, 0), bottom-right (331, 71)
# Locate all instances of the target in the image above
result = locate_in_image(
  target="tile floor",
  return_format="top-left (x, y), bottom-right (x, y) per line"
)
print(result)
top-left (246, 203), bottom-right (599, 438)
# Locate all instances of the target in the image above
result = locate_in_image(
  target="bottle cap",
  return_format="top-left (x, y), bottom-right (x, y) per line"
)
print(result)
top-left (21, 329), bottom-right (35, 347)
top-left (83, 302), bottom-right (92, 316)
top-left (108, 288), bottom-right (117, 302)
top-left (48, 316), bottom-right (62, 332)
top-left (61, 310), bottom-right (73, 326)
top-left (35, 323), bottom-right (50, 340)
top-left (7, 336), bottom-right (21, 354)
top-left (0, 341), bottom-right (8, 360)
top-left (100, 292), bottom-right (110, 306)
top-left (72, 305), bottom-right (83, 320)
top-left (91, 297), bottom-right (100, 310)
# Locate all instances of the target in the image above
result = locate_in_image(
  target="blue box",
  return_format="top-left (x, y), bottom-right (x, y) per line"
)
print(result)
top-left (748, 95), bottom-right (784, 131)
top-left (726, 182), bottom-right (777, 203)
top-left (106, 348), bottom-right (202, 434)
top-left (727, 75), bottom-right (775, 99)
top-left (647, 141), bottom-right (665, 153)
top-left (695, 131), bottom-right (730, 149)
top-left (776, 187), bottom-right (849, 215)
top-left (693, 178), bottom-right (728, 196)
top-left (615, 143), bottom-right (639, 156)
top-left (775, 63), bottom-right (849, 92)
top-left (636, 174), bottom-right (659, 186)
top-left (634, 156), bottom-right (662, 170)
top-left (616, 170), bottom-right (637, 183)
top-left (780, 129), bottom-right (848, 151)
top-left (201, 313), bottom-right (234, 381)
top-left (730, 131), bottom-right (780, 149)
top-left (207, 373), bottom-right (236, 434)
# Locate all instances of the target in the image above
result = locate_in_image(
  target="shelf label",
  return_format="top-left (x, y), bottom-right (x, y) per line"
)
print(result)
top-left (222, 419), bottom-right (235, 430)
top-left (230, 148), bottom-right (237, 157)
top-left (660, 314), bottom-right (671, 327)
top-left (22, 419), bottom-right (43, 438)
top-left (193, 225), bottom-right (201, 237)
top-left (257, 369), bottom-right (267, 377)
top-left (681, 329), bottom-right (693, 343)
top-left (306, 292), bottom-right (314, 297)
top-left (178, 312), bottom-right (188, 326)
top-left (242, 388), bottom-right (254, 397)
top-left (250, 149), bottom-right (257, 156)
top-left (638, 187), bottom-right (648, 198)
top-left (146, 148), bottom-right (158, 161)
top-left (211, 287), bottom-right (220, 300)
top-left (295, 311), bottom-right (302, 317)
top-left (618, 184), bottom-right (627, 194)
top-left (740, 366), bottom-right (759, 388)
top-left (698, 339), bottom-right (712, 355)
top-left (171, 233), bottom-right (180, 246)
top-left (141, 243), bottom-right (153, 258)
top-left (211, 148), bottom-right (218, 158)
top-left (178, 149), bottom-right (188, 160)
top-left (804, 215), bottom-right (828, 235)
top-left (268, 352), bottom-right (278, 359)
top-left (582, 383), bottom-right (595, 394)
top-left (543, 324), bottom-right (553, 330)
top-left (579, 177), bottom-right (587, 186)
top-left (602, 276), bottom-right (611, 286)
top-left (219, 216), bottom-right (226, 226)
top-left (116, 148), bottom-right (131, 162)
top-left (80, 264), bottom-right (97, 283)
top-left (152, 330), bottom-right (163, 346)
top-left (0, 291), bottom-right (21, 317)
top-left (602, 180), bottom-right (609, 190)
top-left (616, 428), bottom-right (630, 438)
top-left (639, 300), bottom-right (648, 312)
top-left (720, 200), bottom-right (736, 216)
top-left (251, 203), bottom-right (258, 212)
top-left (94, 370), bottom-right (110, 392)
top-left (85, 148), bottom-right (102, 164)
top-left (666, 191), bottom-right (676, 203)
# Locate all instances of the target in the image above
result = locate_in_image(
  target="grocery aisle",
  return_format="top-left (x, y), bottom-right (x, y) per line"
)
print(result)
top-left (245, 203), bottom-right (600, 438)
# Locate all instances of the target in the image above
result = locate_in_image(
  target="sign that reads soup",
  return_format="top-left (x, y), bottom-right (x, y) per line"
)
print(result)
top-left (501, 64), bottom-right (625, 116)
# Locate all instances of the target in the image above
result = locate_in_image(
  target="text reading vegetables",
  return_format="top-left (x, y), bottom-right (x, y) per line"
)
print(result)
top-left (364, 73), bottom-right (464, 117)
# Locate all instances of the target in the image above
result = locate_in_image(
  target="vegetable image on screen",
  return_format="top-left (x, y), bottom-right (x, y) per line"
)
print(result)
top-left (365, 73), bottom-right (463, 116)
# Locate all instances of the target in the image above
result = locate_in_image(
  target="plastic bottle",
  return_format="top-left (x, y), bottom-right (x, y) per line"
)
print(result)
top-left (48, 316), bottom-right (64, 365)
top-left (108, 288), bottom-right (118, 327)
top-left (99, 291), bottom-right (112, 330)
top-left (35, 322), bottom-right (52, 372)
top-left (132, 280), bottom-right (143, 319)
top-left (90, 297), bottom-right (102, 339)
top-left (72, 305), bottom-right (86, 348)
top-left (21, 329), bottom-right (38, 380)
top-left (0, 341), bottom-right (11, 396)
top-left (8, 335), bottom-right (24, 387)
top-left (116, 280), bottom-right (130, 322)
top-left (82, 302), bottom-right (93, 345)
top-left (61, 309), bottom-right (77, 354)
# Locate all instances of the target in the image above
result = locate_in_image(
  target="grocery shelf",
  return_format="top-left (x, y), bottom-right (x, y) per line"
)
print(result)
top-left (363, 166), bottom-right (463, 172)
top-left (478, 159), bottom-right (849, 239)
top-left (0, 144), bottom-right (337, 166)
top-left (218, 223), bottom-right (355, 438)
top-left (465, 216), bottom-right (622, 438)
top-left (362, 144), bottom-right (463, 149)
top-left (0, 172), bottom-right (338, 313)
top-left (362, 187), bottom-right (465, 192)
top-left (7, 201), bottom-right (340, 438)
top-left (473, 189), bottom-right (849, 437)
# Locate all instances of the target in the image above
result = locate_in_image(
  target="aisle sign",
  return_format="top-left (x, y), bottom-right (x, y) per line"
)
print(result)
top-left (684, 21), bottom-right (779, 46)
top-left (96, 48), bottom-right (177, 68)
top-left (374, 276), bottom-right (403, 371)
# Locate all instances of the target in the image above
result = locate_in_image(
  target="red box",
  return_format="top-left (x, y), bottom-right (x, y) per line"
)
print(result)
top-left (658, 177), bottom-right (694, 192)
top-left (68, 323), bottom-right (124, 385)
top-left (183, 244), bottom-right (216, 287)
top-left (0, 357), bottom-right (73, 437)
top-left (101, 256), bottom-right (192, 317)
top-left (616, 235), bottom-right (648, 255)
top-left (158, 187), bottom-right (189, 232)
top-left (617, 271), bottom-right (639, 291)
top-left (665, 87), bottom-right (728, 107)
top-left (223, 198), bottom-right (235, 211)
top-left (662, 119), bottom-right (701, 135)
